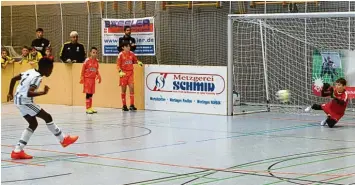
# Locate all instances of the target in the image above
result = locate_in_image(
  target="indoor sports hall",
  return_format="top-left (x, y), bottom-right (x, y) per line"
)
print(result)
top-left (1, 1), bottom-right (355, 185)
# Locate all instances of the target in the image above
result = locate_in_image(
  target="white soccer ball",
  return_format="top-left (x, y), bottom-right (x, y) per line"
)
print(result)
top-left (276, 90), bottom-right (290, 103)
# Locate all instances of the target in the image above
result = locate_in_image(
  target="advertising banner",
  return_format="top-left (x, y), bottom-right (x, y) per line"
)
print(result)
top-left (145, 65), bottom-right (228, 115)
top-left (102, 17), bottom-right (155, 56)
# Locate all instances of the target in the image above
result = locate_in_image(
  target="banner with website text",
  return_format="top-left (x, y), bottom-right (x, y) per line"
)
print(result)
top-left (101, 17), bottom-right (155, 56)
top-left (312, 50), bottom-right (355, 99)
top-left (145, 65), bottom-right (228, 115)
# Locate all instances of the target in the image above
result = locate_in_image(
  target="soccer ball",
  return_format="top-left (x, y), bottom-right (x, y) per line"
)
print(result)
top-left (276, 90), bottom-right (290, 103)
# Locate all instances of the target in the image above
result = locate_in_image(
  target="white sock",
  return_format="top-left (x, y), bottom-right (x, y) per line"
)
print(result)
top-left (46, 122), bottom-right (65, 142)
top-left (14, 128), bottom-right (33, 152)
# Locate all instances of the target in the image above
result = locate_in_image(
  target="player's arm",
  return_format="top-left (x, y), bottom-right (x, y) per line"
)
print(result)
top-left (333, 92), bottom-right (348, 105)
top-left (116, 54), bottom-right (126, 77)
top-left (31, 39), bottom-right (36, 48)
top-left (116, 54), bottom-right (122, 71)
top-left (132, 53), bottom-right (143, 66)
top-left (96, 62), bottom-right (101, 83)
top-left (27, 76), bottom-right (49, 97)
top-left (321, 83), bottom-right (333, 97)
top-left (7, 74), bottom-right (22, 101)
top-left (130, 37), bottom-right (137, 52)
top-left (60, 43), bottom-right (68, 62)
top-left (2, 58), bottom-right (8, 68)
top-left (80, 62), bottom-right (87, 83)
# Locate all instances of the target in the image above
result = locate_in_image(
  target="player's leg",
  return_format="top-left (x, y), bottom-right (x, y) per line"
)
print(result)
top-left (326, 118), bottom-right (337, 128)
top-left (84, 79), bottom-right (95, 114)
top-left (120, 75), bottom-right (129, 111)
top-left (11, 115), bottom-right (38, 159)
top-left (121, 85), bottom-right (129, 111)
top-left (86, 93), bottom-right (94, 114)
top-left (88, 79), bottom-right (97, 113)
top-left (305, 104), bottom-right (322, 112)
top-left (128, 83), bottom-right (136, 111)
top-left (36, 108), bottom-right (78, 147)
top-left (128, 73), bottom-right (136, 111)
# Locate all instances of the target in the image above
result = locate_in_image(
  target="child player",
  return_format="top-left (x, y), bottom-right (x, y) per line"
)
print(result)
top-left (7, 58), bottom-right (78, 159)
top-left (305, 78), bottom-right (348, 128)
top-left (43, 47), bottom-right (54, 61)
top-left (80, 47), bottom-right (101, 114)
top-left (117, 43), bottom-right (143, 111)
top-left (1, 48), bottom-right (14, 69)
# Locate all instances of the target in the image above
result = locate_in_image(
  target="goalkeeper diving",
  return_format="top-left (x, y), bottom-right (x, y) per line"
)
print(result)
top-left (305, 78), bottom-right (349, 128)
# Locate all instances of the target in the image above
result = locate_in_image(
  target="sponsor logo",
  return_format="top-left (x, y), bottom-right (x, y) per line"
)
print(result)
top-left (146, 72), bottom-right (225, 95)
top-left (105, 19), bottom-right (150, 28)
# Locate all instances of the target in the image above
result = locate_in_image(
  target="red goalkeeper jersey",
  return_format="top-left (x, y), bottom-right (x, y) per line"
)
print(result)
top-left (81, 57), bottom-right (99, 79)
top-left (116, 51), bottom-right (137, 71)
top-left (327, 90), bottom-right (348, 114)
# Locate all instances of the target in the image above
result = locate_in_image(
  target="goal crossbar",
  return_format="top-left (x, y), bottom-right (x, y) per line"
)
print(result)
top-left (228, 12), bottom-right (355, 20)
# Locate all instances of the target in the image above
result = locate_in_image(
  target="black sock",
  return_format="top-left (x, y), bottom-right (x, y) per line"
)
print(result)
top-left (326, 118), bottom-right (337, 128)
top-left (311, 104), bottom-right (322, 110)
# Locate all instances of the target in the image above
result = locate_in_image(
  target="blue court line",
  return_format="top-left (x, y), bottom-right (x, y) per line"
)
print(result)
top-left (1, 123), bottom-right (318, 169)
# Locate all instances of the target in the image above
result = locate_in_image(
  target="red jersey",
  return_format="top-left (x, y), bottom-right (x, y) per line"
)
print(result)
top-left (81, 57), bottom-right (99, 79)
top-left (44, 55), bottom-right (54, 61)
top-left (328, 90), bottom-right (348, 114)
top-left (116, 51), bottom-right (137, 71)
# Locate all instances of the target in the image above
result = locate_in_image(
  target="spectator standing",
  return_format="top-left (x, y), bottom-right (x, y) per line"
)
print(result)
top-left (117, 26), bottom-right (136, 53)
top-left (31, 28), bottom-right (50, 56)
top-left (60, 31), bottom-right (86, 63)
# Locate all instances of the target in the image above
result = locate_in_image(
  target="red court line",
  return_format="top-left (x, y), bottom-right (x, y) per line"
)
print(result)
top-left (2, 144), bottom-right (355, 178)
top-left (2, 159), bottom-right (45, 167)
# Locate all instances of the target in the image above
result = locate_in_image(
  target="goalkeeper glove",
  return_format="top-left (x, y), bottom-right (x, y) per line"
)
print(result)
top-left (137, 61), bottom-right (143, 67)
top-left (118, 70), bottom-right (126, 78)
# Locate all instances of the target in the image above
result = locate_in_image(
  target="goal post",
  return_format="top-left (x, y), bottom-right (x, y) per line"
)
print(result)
top-left (228, 12), bottom-right (355, 115)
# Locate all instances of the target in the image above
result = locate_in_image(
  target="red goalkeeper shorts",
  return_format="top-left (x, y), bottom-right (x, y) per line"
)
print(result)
top-left (83, 78), bottom-right (96, 94)
top-left (321, 103), bottom-right (344, 121)
top-left (119, 71), bottom-right (134, 86)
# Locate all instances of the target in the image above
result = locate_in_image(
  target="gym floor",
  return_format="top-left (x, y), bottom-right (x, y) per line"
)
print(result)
top-left (2, 104), bottom-right (355, 185)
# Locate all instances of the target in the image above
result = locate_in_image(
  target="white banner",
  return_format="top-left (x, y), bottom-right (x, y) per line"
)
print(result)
top-left (145, 65), bottom-right (228, 115)
top-left (101, 17), bottom-right (155, 56)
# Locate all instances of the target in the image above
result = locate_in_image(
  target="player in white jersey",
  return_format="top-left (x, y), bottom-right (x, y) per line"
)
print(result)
top-left (7, 58), bottom-right (79, 159)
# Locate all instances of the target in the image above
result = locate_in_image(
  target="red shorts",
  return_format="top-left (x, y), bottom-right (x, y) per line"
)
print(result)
top-left (321, 103), bottom-right (344, 121)
top-left (120, 71), bottom-right (134, 86)
top-left (83, 78), bottom-right (96, 94)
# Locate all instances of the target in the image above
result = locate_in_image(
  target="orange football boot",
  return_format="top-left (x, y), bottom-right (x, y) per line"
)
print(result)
top-left (61, 135), bottom-right (79, 147)
top-left (11, 150), bottom-right (33, 159)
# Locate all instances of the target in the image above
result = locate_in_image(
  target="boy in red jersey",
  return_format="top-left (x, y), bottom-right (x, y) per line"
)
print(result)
top-left (117, 43), bottom-right (143, 111)
top-left (305, 78), bottom-right (348, 128)
top-left (43, 47), bottom-right (54, 61)
top-left (80, 47), bottom-right (101, 114)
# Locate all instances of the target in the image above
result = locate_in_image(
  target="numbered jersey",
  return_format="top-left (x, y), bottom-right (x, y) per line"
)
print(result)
top-left (14, 69), bottom-right (42, 105)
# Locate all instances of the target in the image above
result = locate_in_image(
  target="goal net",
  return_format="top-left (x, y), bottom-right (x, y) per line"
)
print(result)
top-left (228, 12), bottom-right (355, 115)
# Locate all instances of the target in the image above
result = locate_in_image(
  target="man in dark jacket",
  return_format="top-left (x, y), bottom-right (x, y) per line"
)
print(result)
top-left (117, 26), bottom-right (136, 53)
top-left (31, 28), bottom-right (50, 56)
top-left (60, 31), bottom-right (86, 63)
